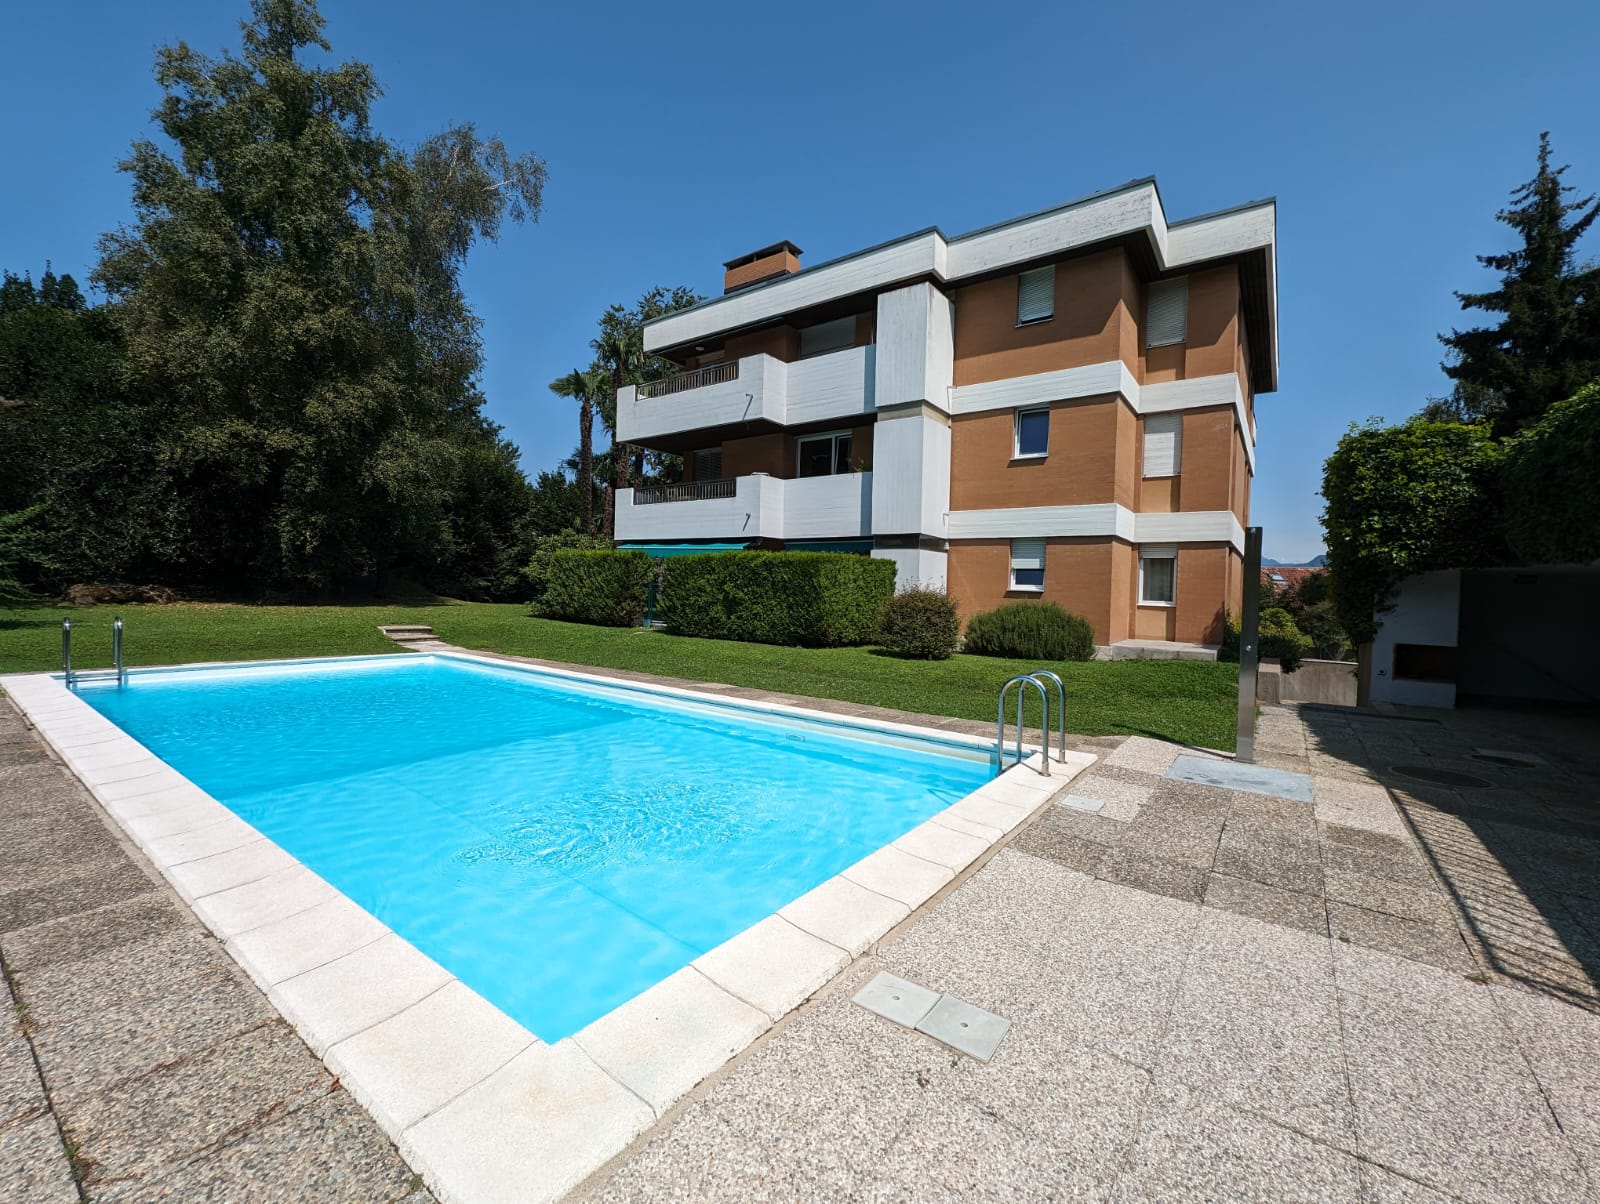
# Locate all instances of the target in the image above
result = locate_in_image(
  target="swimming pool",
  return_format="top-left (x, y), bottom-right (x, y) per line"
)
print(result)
top-left (76, 654), bottom-right (992, 1040)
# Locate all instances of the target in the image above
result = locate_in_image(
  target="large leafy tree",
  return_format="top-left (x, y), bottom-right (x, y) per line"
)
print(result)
top-left (0, 267), bottom-right (179, 584)
top-left (93, 0), bottom-right (546, 593)
top-left (1435, 133), bottom-right (1600, 433)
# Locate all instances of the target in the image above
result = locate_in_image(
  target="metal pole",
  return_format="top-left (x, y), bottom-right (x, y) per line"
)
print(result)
top-left (1235, 526), bottom-right (1264, 763)
top-left (113, 616), bottom-right (124, 684)
top-left (62, 619), bottom-right (72, 683)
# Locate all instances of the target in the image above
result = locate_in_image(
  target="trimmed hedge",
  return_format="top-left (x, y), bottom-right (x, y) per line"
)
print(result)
top-left (878, 586), bottom-right (960, 660)
top-left (525, 530), bottom-right (613, 615)
top-left (541, 549), bottom-right (656, 627)
top-left (658, 551), bottom-right (894, 647)
top-left (963, 601), bottom-right (1096, 662)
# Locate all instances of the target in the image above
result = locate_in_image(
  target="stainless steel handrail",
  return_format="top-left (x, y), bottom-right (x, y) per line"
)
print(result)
top-left (62, 619), bottom-right (72, 685)
top-left (113, 615), bottom-right (125, 685)
top-left (1027, 669), bottom-right (1066, 767)
top-left (996, 674), bottom-right (1051, 777)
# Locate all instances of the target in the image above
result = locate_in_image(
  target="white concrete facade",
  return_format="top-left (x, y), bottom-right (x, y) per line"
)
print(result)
top-left (1370, 570), bottom-right (1462, 709)
top-left (614, 471), bottom-right (873, 544)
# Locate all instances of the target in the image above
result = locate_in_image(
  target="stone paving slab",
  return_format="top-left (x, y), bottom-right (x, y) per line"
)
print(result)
top-left (593, 723), bottom-right (1600, 1204)
top-left (0, 697), bottom-right (431, 1203)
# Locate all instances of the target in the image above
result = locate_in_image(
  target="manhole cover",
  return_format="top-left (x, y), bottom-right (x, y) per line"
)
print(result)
top-left (1391, 764), bottom-right (1493, 789)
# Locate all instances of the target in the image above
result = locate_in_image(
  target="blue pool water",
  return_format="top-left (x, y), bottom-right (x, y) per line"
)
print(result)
top-left (80, 655), bottom-right (989, 1040)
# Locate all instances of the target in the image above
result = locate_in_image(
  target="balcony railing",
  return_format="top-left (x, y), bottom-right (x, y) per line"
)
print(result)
top-left (632, 477), bottom-right (738, 506)
top-left (636, 360), bottom-right (739, 400)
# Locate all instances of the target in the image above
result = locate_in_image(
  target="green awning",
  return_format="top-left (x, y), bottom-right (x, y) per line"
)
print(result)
top-left (617, 542), bottom-right (751, 559)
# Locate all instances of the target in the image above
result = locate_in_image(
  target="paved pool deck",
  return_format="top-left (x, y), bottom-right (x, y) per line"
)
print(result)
top-left (587, 701), bottom-right (1600, 1203)
top-left (3, 652), bottom-right (1597, 1203)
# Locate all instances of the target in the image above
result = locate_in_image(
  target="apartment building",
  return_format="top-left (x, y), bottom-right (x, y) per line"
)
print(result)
top-left (614, 178), bottom-right (1277, 649)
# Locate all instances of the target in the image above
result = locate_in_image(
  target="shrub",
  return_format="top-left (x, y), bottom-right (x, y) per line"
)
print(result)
top-left (1500, 382), bottom-right (1600, 565)
top-left (658, 551), bottom-right (894, 647)
top-left (962, 602), bottom-right (1096, 662)
top-left (1321, 419), bottom-right (1503, 644)
top-left (878, 586), bottom-right (960, 660)
top-left (1220, 607), bottom-right (1315, 672)
top-left (525, 530), bottom-right (612, 614)
top-left (540, 549), bottom-right (655, 627)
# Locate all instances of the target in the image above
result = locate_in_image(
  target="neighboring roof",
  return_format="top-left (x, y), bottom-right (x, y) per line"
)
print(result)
top-left (644, 177), bottom-right (1280, 393)
top-left (1263, 566), bottom-right (1320, 589)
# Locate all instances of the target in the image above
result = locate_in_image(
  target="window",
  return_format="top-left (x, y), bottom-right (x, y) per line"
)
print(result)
top-left (798, 316), bottom-right (856, 359)
top-left (692, 447), bottom-right (722, 481)
top-left (1142, 413), bottom-right (1182, 477)
top-left (1010, 539), bottom-right (1045, 591)
top-left (1016, 266), bottom-right (1055, 325)
top-left (1139, 547), bottom-right (1177, 605)
top-left (1015, 408), bottom-right (1050, 458)
top-left (797, 431), bottom-right (853, 477)
top-left (1146, 277), bottom-right (1188, 347)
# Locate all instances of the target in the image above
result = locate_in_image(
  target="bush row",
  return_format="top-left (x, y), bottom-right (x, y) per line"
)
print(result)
top-left (656, 551), bottom-right (894, 647)
top-left (537, 548), bottom-right (1100, 662)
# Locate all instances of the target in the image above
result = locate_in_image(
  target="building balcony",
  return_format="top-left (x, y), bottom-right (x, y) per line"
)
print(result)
top-left (616, 345), bottom-right (875, 446)
top-left (615, 471), bottom-right (873, 544)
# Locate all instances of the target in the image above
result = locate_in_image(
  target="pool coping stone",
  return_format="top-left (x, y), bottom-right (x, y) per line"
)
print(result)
top-left (1, 651), bottom-right (1095, 1204)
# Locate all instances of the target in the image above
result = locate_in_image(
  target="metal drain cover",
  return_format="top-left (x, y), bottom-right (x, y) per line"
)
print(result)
top-left (1391, 764), bottom-right (1493, 789)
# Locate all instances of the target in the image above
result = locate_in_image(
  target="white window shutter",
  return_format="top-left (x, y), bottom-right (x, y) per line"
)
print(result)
top-left (1010, 539), bottom-right (1046, 571)
top-left (1146, 277), bottom-right (1188, 347)
top-left (1143, 414), bottom-right (1183, 477)
top-left (1017, 267), bottom-right (1055, 323)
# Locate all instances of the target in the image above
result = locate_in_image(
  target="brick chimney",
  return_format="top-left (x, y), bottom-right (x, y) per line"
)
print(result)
top-left (723, 241), bottom-right (803, 294)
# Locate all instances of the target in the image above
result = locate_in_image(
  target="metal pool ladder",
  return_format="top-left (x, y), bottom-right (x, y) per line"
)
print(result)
top-left (61, 617), bottom-right (127, 688)
top-left (995, 669), bottom-right (1066, 777)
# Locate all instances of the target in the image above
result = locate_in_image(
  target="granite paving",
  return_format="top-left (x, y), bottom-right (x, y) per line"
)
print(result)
top-left (0, 696), bottom-right (430, 1203)
top-left (590, 704), bottom-right (1600, 1204)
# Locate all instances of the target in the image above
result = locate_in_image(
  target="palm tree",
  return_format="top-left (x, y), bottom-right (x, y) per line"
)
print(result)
top-left (549, 367), bottom-right (605, 534)
top-left (593, 322), bottom-right (643, 536)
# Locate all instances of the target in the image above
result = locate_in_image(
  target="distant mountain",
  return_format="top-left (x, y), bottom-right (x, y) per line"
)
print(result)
top-left (1262, 554), bottom-right (1327, 568)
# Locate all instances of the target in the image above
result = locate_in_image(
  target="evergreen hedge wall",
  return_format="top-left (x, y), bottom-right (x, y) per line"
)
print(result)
top-left (658, 551), bottom-right (894, 647)
top-left (541, 549), bottom-right (656, 627)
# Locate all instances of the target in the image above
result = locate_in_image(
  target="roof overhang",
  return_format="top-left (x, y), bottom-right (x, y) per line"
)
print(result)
top-left (644, 179), bottom-right (1279, 394)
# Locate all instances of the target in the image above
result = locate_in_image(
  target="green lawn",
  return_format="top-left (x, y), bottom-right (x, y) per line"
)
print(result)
top-left (0, 600), bottom-right (1239, 749)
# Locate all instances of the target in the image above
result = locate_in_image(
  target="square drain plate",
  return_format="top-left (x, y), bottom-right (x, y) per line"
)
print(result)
top-left (853, 972), bottom-right (940, 1028)
top-left (916, 995), bottom-right (1011, 1061)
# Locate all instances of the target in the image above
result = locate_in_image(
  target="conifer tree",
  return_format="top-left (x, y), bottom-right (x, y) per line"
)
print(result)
top-left (1438, 132), bottom-right (1600, 434)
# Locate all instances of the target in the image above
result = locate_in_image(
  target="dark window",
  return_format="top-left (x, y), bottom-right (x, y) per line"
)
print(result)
top-left (798, 433), bottom-right (852, 478)
top-left (1016, 409), bottom-right (1049, 457)
top-left (1012, 566), bottom-right (1045, 590)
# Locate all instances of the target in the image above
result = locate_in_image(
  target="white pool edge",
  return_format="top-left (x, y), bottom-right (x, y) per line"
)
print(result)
top-left (1, 658), bottom-right (1094, 1204)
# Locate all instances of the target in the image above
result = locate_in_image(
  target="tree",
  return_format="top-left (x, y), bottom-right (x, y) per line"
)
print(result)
top-left (1499, 382), bottom-right (1600, 565)
top-left (589, 285), bottom-right (702, 535)
top-left (1438, 133), bottom-right (1600, 434)
top-left (1320, 419), bottom-right (1504, 645)
top-left (92, 0), bottom-right (546, 594)
top-left (549, 367), bottom-right (608, 534)
top-left (0, 267), bottom-right (178, 587)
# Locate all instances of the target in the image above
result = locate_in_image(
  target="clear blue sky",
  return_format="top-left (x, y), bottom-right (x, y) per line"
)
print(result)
top-left (3, 0), bottom-right (1596, 563)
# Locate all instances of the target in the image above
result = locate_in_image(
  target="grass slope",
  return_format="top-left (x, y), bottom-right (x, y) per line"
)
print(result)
top-left (0, 601), bottom-right (1238, 749)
